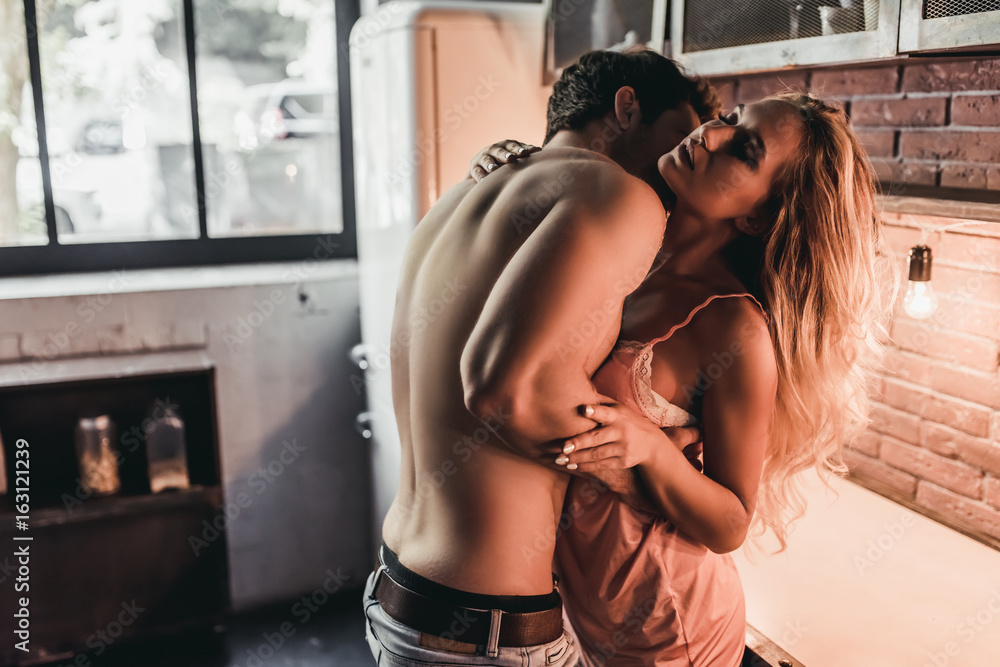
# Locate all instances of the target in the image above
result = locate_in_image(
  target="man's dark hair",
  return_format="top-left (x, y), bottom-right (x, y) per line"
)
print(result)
top-left (544, 48), bottom-right (719, 145)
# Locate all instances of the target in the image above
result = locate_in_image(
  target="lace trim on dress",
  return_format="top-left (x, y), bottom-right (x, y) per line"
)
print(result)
top-left (618, 292), bottom-right (767, 429)
top-left (618, 341), bottom-right (697, 428)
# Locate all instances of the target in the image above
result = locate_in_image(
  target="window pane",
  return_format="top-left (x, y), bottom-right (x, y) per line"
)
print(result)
top-left (38, 0), bottom-right (199, 244)
top-left (195, 0), bottom-right (343, 237)
top-left (1, 4), bottom-right (47, 247)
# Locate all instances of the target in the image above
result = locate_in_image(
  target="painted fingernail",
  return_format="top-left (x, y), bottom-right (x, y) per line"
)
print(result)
top-left (518, 148), bottom-right (527, 154)
top-left (567, 463), bottom-right (578, 471)
top-left (584, 406), bottom-right (595, 417)
top-left (563, 443), bottom-right (575, 454)
top-left (486, 163), bottom-right (495, 171)
top-left (505, 152), bottom-right (513, 159)
top-left (555, 456), bottom-right (569, 465)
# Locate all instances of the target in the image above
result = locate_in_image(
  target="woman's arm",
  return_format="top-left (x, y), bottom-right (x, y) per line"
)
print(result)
top-left (561, 309), bottom-right (777, 553)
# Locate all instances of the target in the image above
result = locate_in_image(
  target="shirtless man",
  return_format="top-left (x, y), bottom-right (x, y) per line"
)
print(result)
top-left (362, 50), bottom-right (717, 667)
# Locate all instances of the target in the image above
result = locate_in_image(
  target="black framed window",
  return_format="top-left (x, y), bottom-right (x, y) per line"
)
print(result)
top-left (0, 0), bottom-right (358, 277)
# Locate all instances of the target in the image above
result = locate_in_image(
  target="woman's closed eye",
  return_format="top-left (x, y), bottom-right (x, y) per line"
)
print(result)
top-left (717, 111), bottom-right (739, 126)
top-left (732, 130), bottom-right (765, 171)
top-left (717, 104), bottom-right (745, 126)
top-left (715, 107), bottom-right (762, 169)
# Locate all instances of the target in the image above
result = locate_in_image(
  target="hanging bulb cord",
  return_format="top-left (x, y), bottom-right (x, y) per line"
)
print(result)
top-left (917, 220), bottom-right (994, 246)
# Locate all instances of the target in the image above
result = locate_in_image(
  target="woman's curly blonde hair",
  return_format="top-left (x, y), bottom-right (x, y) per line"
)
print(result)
top-left (739, 92), bottom-right (899, 551)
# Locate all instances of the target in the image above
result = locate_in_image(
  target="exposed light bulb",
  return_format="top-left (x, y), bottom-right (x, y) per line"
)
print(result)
top-left (903, 245), bottom-right (938, 320)
top-left (903, 280), bottom-right (938, 320)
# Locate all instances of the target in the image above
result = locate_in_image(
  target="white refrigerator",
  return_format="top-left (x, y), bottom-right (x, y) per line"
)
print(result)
top-left (349, 1), bottom-right (552, 543)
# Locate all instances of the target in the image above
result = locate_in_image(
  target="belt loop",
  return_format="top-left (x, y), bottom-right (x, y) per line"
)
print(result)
top-left (486, 609), bottom-right (502, 658)
top-left (370, 564), bottom-right (387, 600)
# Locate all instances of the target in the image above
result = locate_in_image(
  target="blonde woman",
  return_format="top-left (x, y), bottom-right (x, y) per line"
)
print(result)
top-left (470, 92), bottom-right (896, 666)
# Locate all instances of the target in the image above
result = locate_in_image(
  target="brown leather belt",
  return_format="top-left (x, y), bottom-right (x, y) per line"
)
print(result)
top-left (373, 569), bottom-right (564, 648)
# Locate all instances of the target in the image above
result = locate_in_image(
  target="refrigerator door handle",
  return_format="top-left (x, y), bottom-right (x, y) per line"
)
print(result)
top-left (355, 411), bottom-right (375, 440)
top-left (349, 343), bottom-right (371, 370)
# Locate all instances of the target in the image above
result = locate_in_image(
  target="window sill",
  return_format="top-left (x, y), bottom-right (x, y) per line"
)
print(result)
top-left (0, 259), bottom-right (358, 302)
top-left (878, 194), bottom-right (1000, 224)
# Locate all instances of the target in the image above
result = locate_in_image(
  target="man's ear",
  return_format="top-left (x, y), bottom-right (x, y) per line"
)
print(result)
top-left (734, 209), bottom-right (769, 237)
top-left (613, 86), bottom-right (640, 132)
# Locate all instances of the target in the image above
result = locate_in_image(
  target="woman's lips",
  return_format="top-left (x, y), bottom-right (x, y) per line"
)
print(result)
top-left (679, 139), bottom-right (695, 170)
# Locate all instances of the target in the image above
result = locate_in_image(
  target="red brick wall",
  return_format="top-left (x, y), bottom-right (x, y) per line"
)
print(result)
top-left (709, 59), bottom-right (1000, 542)
top-left (709, 57), bottom-right (1000, 192)
top-left (849, 215), bottom-right (1000, 542)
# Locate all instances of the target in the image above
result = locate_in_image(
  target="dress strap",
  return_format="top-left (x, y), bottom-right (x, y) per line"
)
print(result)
top-left (645, 292), bottom-right (768, 347)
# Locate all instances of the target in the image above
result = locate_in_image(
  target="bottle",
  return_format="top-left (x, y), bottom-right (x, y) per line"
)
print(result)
top-left (75, 415), bottom-right (121, 496)
top-left (146, 406), bottom-right (190, 493)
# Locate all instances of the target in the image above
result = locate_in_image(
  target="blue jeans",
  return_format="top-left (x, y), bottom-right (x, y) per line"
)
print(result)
top-left (363, 569), bottom-right (580, 666)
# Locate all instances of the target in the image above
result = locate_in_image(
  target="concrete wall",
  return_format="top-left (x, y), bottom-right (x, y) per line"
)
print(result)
top-left (0, 261), bottom-right (372, 611)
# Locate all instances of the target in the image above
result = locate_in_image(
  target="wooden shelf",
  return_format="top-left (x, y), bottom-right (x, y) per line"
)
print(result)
top-left (0, 485), bottom-right (221, 528)
top-left (0, 369), bottom-right (227, 665)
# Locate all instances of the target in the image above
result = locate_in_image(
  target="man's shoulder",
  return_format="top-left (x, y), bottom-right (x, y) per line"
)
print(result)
top-left (531, 154), bottom-right (664, 230)
top-left (541, 150), bottom-right (644, 190)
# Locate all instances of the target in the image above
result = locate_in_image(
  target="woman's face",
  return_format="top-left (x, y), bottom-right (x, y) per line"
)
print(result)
top-left (658, 100), bottom-right (805, 224)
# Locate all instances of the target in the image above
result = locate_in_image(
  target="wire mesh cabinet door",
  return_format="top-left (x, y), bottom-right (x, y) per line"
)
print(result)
top-left (671, 0), bottom-right (901, 76)
top-left (899, 0), bottom-right (1000, 52)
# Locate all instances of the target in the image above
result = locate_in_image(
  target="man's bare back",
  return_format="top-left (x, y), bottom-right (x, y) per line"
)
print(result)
top-left (383, 146), bottom-right (667, 597)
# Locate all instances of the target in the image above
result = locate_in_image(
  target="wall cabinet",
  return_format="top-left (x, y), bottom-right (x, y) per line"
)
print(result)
top-left (899, 0), bottom-right (1000, 52)
top-left (669, 0), bottom-right (1000, 76)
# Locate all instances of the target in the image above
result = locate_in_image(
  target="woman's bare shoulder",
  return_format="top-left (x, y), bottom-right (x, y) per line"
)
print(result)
top-left (691, 295), bottom-right (775, 377)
